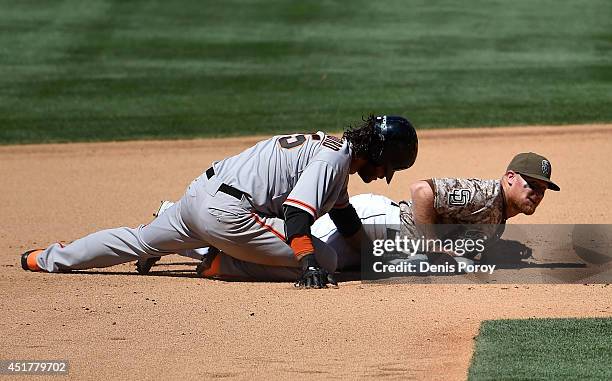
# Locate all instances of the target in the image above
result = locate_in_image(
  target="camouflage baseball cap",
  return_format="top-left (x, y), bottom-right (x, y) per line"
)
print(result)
top-left (507, 152), bottom-right (560, 191)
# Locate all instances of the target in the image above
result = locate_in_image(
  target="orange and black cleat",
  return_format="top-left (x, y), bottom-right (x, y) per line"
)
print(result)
top-left (21, 249), bottom-right (44, 272)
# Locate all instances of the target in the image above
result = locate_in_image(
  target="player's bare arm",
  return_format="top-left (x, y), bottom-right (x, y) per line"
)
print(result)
top-left (410, 180), bottom-right (437, 225)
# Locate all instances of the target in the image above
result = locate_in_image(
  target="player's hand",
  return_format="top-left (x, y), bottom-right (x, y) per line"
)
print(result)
top-left (295, 254), bottom-right (337, 289)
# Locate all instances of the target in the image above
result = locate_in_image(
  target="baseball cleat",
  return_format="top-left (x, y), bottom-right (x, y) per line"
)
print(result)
top-left (153, 200), bottom-right (174, 218)
top-left (136, 256), bottom-right (161, 275)
top-left (195, 247), bottom-right (220, 277)
top-left (21, 249), bottom-right (44, 272)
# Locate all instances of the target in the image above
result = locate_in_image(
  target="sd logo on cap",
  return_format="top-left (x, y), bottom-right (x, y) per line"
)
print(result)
top-left (507, 152), bottom-right (560, 191)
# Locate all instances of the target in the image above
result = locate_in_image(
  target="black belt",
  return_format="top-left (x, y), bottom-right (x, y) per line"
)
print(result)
top-left (206, 167), bottom-right (245, 200)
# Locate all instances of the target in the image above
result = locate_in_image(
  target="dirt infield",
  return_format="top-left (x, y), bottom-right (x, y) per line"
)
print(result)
top-left (1, 125), bottom-right (611, 380)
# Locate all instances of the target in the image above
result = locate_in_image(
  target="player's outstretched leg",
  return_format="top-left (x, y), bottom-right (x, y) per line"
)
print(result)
top-left (22, 226), bottom-right (165, 272)
top-left (22, 192), bottom-right (211, 273)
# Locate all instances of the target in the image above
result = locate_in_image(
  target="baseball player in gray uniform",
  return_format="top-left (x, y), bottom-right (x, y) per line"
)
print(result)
top-left (21, 115), bottom-right (418, 288)
top-left (156, 152), bottom-right (558, 280)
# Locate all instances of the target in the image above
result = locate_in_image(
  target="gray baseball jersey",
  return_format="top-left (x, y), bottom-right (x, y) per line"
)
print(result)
top-left (33, 132), bottom-right (352, 275)
top-left (213, 131), bottom-right (351, 219)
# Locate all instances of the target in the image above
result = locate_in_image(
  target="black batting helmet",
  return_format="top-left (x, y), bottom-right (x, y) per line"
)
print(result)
top-left (369, 115), bottom-right (418, 183)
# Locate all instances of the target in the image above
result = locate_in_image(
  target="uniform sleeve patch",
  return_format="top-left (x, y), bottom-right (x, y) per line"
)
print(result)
top-left (448, 189), bottom-right (471, 206)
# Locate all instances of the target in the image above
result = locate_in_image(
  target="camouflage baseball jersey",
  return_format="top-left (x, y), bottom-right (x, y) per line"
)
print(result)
top-left (400, 178), bottom-right (506, 247)
top-left (211, 131), bottom-right (351, 219)
top-left (431, 178), bottom-right (505, 224)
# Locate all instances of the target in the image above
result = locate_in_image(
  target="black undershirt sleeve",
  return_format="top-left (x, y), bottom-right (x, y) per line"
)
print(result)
top-left (283, 205), bottom-right (313, 243)
top-left (328, 203), bottom-right (362, 237)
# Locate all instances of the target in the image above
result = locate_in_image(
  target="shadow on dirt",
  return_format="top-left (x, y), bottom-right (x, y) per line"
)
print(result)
top-left (64, 239), bottom-right (595, 283)
top-left (70, 261), bottom-right (201, 278)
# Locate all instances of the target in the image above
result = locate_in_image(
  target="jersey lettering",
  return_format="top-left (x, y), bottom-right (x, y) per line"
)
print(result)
top-left (322, 135), bottom-right (342, 151)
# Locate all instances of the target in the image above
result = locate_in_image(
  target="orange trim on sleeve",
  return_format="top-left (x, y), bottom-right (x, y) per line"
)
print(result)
top-left (290, 234), bottom-right (315, 260)
top-left (284, 198), bottom-right (317, 218)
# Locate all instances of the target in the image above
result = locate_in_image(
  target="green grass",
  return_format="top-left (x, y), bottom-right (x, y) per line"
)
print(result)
top-left (0, 0), bottom-right (611, 144)
top-left (468, 318), bottom-right (612, 381)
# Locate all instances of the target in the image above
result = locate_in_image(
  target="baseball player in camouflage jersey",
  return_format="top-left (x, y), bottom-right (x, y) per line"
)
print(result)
top-left (161, 152), bottom-right (559, 280)
top-left (21, 115), bottom-right (418, 288)
top-left (402, 152), bottom-right (558, 262)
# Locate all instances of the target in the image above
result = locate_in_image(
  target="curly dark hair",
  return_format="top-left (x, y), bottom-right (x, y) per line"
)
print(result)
top-left (342, 114), bottom-right (383, 161)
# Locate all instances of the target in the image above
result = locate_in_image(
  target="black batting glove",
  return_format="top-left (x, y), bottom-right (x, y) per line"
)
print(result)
top-left (295, 254), bottom-right (337, 289)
